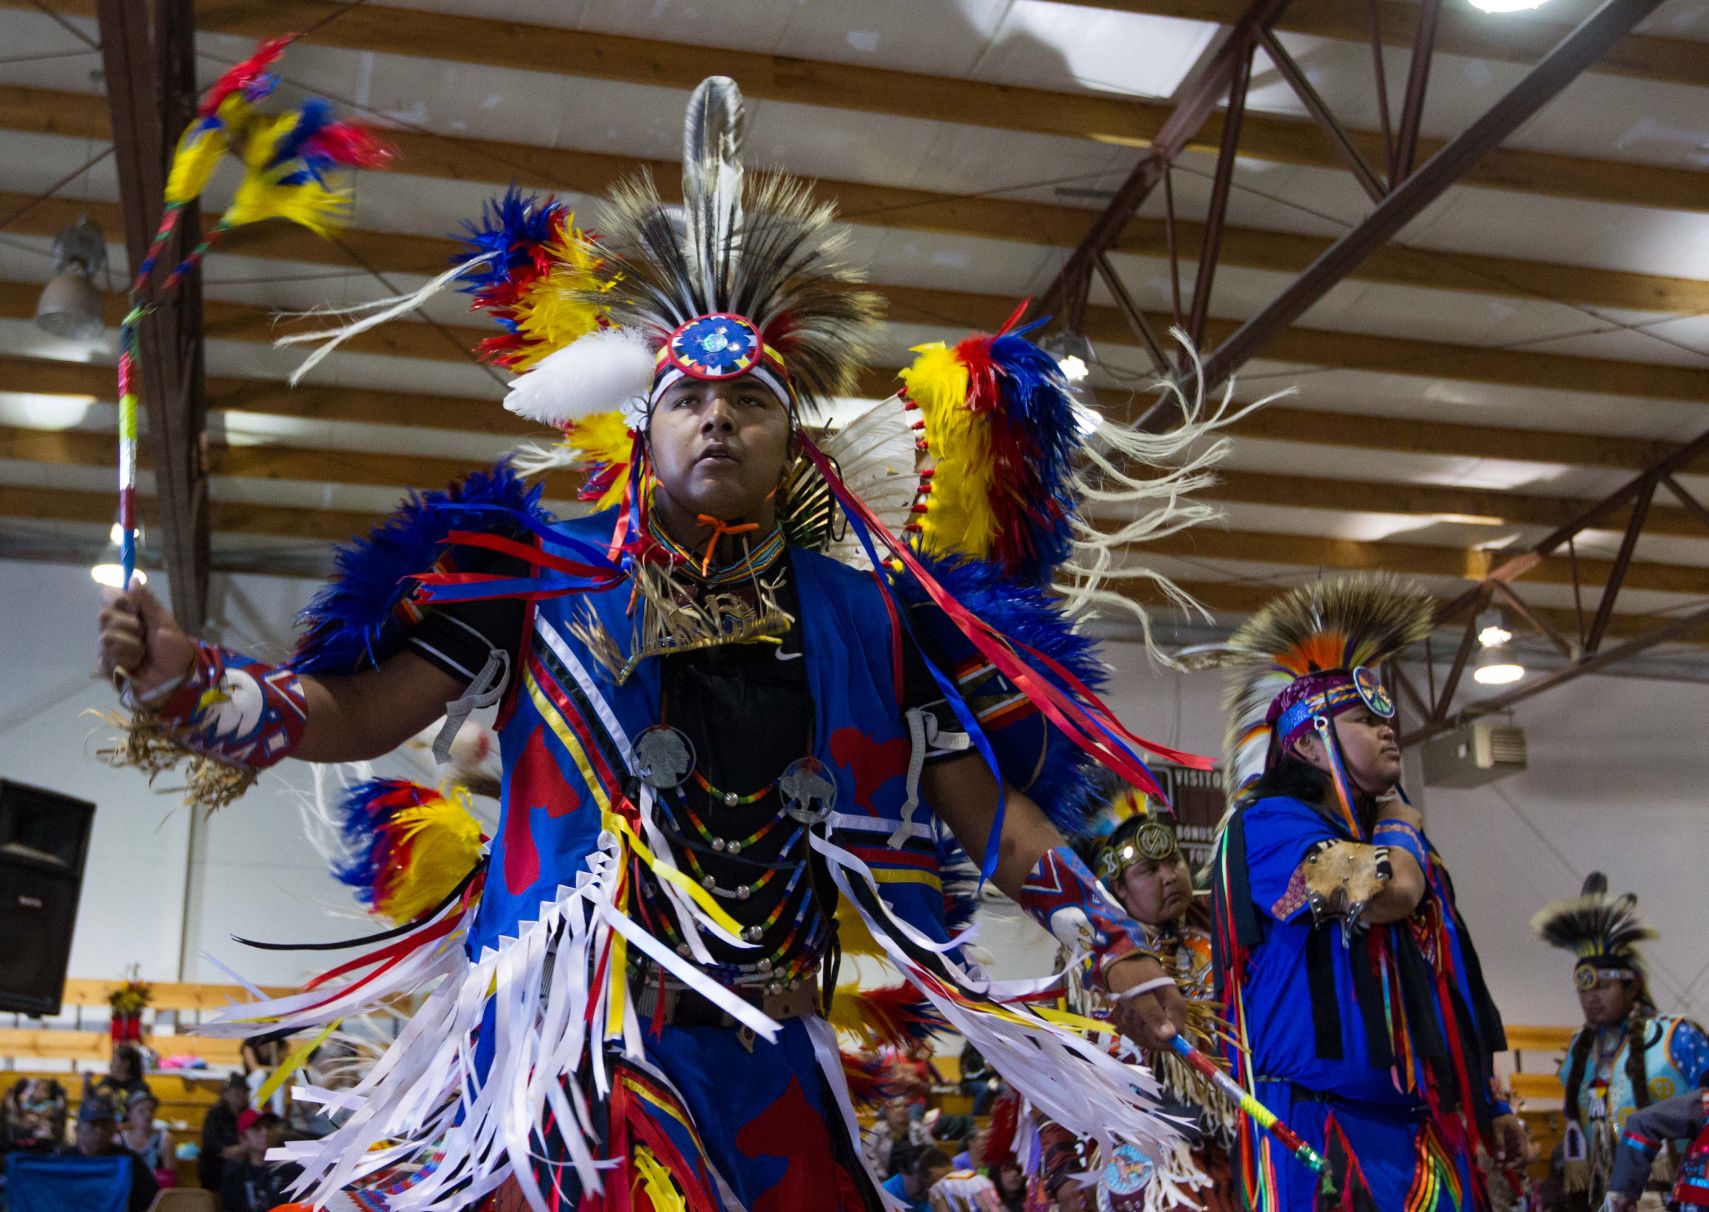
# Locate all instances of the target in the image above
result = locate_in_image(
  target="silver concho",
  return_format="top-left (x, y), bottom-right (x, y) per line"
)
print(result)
top-left (633, 725), bottom-right (694, 790)
top-left (779, 756), bottom-right (836, 825)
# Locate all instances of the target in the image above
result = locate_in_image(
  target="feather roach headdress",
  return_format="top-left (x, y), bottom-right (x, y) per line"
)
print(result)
top-left (1533, 872), bottom-right (1656, 992)
top-left (497, 75), bottom-right (880, 429)
top-left (1219, 575), bottom-right (1431, 831)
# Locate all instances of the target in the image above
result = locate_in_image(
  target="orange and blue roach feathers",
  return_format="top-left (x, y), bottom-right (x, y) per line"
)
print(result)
top-left (1220, 574), bottom-right (1433, 798)
top-left (333, 778), bottom-right (485, 926)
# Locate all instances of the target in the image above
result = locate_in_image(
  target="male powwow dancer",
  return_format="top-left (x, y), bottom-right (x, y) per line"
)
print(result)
top-left (97, 70), bottom-right (1264, 1212)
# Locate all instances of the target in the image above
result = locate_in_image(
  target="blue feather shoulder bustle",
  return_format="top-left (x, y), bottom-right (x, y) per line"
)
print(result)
top-left (288, 460), bottom-right (549, 675)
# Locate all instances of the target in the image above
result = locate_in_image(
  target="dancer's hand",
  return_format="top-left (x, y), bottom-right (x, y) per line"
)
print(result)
top-left (97, 584), bottom-right (195, 697)
top-left (1105, 953), bottom-right (1187, 1051)
top-left (1488, 1112), bottom-right (1531, 1167)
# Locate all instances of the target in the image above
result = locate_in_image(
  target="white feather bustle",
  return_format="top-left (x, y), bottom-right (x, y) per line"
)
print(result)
top-left (503, 326), bottom-right (656, 429)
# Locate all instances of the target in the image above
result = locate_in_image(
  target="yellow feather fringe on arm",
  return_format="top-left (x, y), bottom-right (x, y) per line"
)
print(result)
top-left (900, 342), bottom-right (996, 564)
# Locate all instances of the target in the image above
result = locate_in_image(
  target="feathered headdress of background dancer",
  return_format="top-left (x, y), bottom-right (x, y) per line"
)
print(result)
top-left (1533, 871), bottom-right (1656, 996)
top-left (1218, 574), bottom-right (1432, 838)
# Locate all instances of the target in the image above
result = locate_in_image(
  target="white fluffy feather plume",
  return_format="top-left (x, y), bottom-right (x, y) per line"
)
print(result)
top-left (502, 326), bottom-right (655, 428)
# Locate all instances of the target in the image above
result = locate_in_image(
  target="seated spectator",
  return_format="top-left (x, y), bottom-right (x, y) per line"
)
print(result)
top-left (118, 1092), bottom-right (173, 1186)
top-left (991, 1159), bottom-right (1027, 1212)
top-left (59, 1094), bottom-right (157, 1212)
top-left (882, 1145), bottom-right (955, 1212)
top-left (928, 1164), bottom-right (1005, 1212)
top-left (959, 1041), bottom-right (998, 1116)
top-left (220, 1109), bottom-right (302, 1212)
top-left (2, 1077), bottom-right (67, 1153)
top-left (952, 1122), bottom-right (990, 1173)
top-left (863, 1094), bottom-right (930, 1178)
top-left (241, 1036), bottom-right (287, 1118)
top-left (92, 1044), bottom-right (152, 1118)
top-left (199, 1072), bottom-right (249, 1191)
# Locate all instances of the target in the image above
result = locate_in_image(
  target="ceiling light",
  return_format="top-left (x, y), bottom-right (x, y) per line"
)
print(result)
top-left (90, 563), bottom-right (146, 589)
top-left (1040, 329), bottom-right (1096, 385)
top-left (1472, 644), bottom-right (1524, 686)
top-left (35, 218), bottom-right (108, 342)
top-left (109, 520), bottom-right (144, 546)
top-left (1475, 608), bottom-right (1511, 649)
top-left (1467, 0), bottom-right (1552, 12)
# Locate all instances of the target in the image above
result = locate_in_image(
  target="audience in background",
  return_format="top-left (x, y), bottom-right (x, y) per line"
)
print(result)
top-left (1, 1077), bottom-right (67, 1153)
top-left (863, 1094), bottom-right (931, 1178)
top-left (242, 1037), bottom-right (288, 1118)
top-left (990, 1159), bottom-right (1027, 1212)
top-left (220, 1109), bottom-right (301, 1212)
top-left (951, 1121), bottom-right (989, 1173)
top-left (958, 1041), bottom-right (998, 1116)
top-left (61, 1093), bottom-right (157, 1212)
top-left (199, 1072), bottom-right (250, 1192)
top-left (92, 1044), bottom-right (152, 1117)
top-left (881, 1144), bottom-right (955, 1212)
top-left (118, 1091), bottom-right (173, 1187)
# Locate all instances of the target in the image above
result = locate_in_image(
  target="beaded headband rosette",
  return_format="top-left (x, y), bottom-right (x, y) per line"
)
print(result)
top-left (1533, 871), bottom-right (1655, 993)
top-left (1217, 575), bottom-right (1430, 837)
top-left (1096, 812), bottom-right (1182, 885)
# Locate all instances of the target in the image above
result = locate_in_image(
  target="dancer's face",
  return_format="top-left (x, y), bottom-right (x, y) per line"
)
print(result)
top-left (1116, 853), bottom-right (1192, 925)
top-left (1578, 976), bottom-right (1638, 1026)
top-left (647, 373), bottom-right (793, 523)
top-left (1293, 706), bottom-right (1402, 795)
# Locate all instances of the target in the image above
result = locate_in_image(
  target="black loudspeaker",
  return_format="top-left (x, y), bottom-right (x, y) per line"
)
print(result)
top-left (0, 779), bottom-right (96, 1017)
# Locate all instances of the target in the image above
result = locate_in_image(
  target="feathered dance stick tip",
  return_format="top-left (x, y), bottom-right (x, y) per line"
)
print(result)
top-left (224, 97), bottom-right (396, 236)
top-left (333, 778), bottom-right (484, 925)
top-left (198, 34), bottom-right (293, 118)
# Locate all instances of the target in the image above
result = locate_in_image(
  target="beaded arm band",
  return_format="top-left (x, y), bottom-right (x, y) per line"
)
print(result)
top-left (102, 641), bottom-right (309, 811)
top-left (1015, 845), bottom-right (1159, 988)
top-left (1372, 818), bottom-right (1428, 874)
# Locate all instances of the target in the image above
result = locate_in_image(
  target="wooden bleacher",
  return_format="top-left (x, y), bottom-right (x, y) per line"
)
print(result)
top-left (0, 978), bottom-right (295, 1188)
top-left (2, 980), bottom-right (1583, 1182)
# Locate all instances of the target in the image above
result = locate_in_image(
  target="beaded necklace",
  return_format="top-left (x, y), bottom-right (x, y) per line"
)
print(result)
top-left (678, 794), bottom-right (792, 854)
top-left (647, 516), bottom-right (786, 586)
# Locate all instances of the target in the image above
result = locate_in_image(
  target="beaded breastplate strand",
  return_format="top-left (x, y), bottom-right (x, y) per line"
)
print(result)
top-left (571, 523), bottom-right (794, 684)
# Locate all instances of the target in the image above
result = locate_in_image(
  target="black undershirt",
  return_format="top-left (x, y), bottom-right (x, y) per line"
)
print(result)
top-left (410, 539), bottom-right (952, 978)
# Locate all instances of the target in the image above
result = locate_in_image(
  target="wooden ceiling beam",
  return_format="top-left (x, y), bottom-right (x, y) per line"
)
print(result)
top-left (1140, 523), bottom-right (1707, 596)
top-left (5, 2), bottom-right (1709, 216)
top-left (11, 100), bottom-right (1709, 320)
top-left (882, 283), bottom-right (1709, 406)
top-left (12, 412), bottom-right (1706, 541)
top-left (1204, 467), bottom-right (1705, 540)
top-left (0, 422), bottom-right (577, 499)
top-left (1152, 576), bottom-right (1688, 645)
top-left (10, 351), bottom-right (1698, 483)
top-left (1056, 0), bottom-right (1709, 91)
top-left (7, 264), bottom-right (1709, 431)
top-left (6, 481), bottom-right (1703, 616)
top-left (10, 174), bottom-right (1708, 324)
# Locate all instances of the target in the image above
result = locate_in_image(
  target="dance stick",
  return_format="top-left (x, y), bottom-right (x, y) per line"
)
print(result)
top-left (1167, 1035), bottom-right (1329, 1178)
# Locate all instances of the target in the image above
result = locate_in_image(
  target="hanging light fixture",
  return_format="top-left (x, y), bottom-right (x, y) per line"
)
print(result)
top-left (1472, 607), bottom-right (1524, 685)
top-left (1040, 329), bottom-right (1095, 384)
top-left (35, 217), bottom-right (108, 341)
top-left (1467, 0), bottom-right (1552, 13)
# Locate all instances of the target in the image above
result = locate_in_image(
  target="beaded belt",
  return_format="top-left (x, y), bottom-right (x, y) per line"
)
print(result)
top-left (632, 971), bottom-right (820, 1032)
